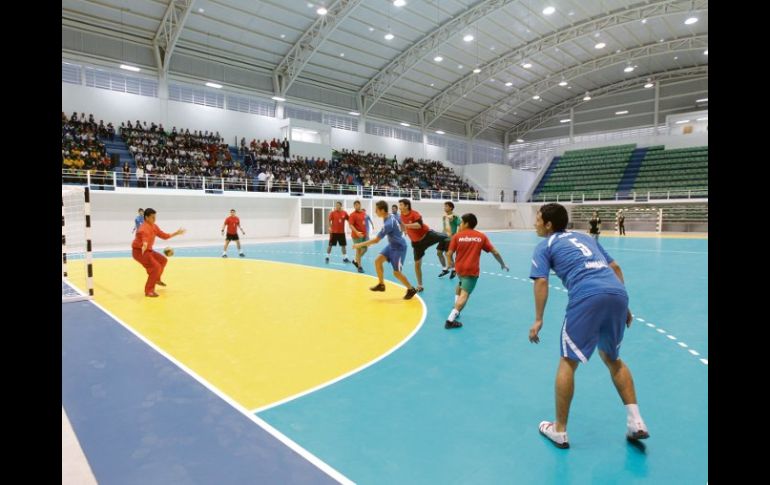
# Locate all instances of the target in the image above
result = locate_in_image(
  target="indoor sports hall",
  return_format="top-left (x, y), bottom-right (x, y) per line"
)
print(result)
top-left (62, 1), bottom-right (707, 483)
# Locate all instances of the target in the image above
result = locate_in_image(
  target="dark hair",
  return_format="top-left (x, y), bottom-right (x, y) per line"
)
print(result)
top-left (398, 198), bottom-right (411, 210)
top-left (391, 204), bottom-right (398, 210)
top-left (539, 203), bottom-right (568, 232)
top-left (461, 213), bottom-right (478, 229)
top-left (143, 208), bottom-right (157, 219)
top-left (376, 200), bottom-right (389, 212)
top-left (354, 200), bottom-right (361, 206)
top-left (138, 208), bottom-right (143, 212)
top-left (335, 201), bottom-right (342, 206)
top-left (444, 201), bottom-right (455, 209)
top-left (230, 209), bottom-right (236, 212)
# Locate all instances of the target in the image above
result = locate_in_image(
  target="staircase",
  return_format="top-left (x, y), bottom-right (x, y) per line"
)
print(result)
top-left (531, 156), bottom-right (561, 200)
top-left (616, 147), bottom-right (648, 198)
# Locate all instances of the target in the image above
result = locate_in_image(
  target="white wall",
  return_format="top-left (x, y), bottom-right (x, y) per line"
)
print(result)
top-left (89, 191), bottom-right (300, 249)
top-left (553, 132), bottom-right (708, 156)
top-left (511, 169), bottom-right (536, 202)
top-left (458, 163), bottom-right (514, 201)
top-left (330, 127), bottom-right (448, 162)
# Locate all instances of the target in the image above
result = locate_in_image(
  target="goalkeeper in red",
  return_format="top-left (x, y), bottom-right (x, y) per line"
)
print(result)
top-left (131, 208), bottom-right (186, 297)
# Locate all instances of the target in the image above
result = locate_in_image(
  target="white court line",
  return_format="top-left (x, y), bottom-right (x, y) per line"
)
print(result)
top-left (700, 359), bottom-right (708, 365)
top-left (666, 335), bottom-right (677, 340)
top-left (689, 349), bottom-right (700, 356)
top-left (656, 328), bottom-right (666, 334)
top-left (636, 317), bottom-right (646, 322)
top-left (646, 323), bottom-right (655, 328)
top-left (678, 342), bottom-right (688, 348)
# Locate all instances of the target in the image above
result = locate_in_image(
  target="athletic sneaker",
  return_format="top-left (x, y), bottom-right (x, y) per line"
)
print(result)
top-left (156, 281), bottom-right (166, 287)
top-left (357, 266), bottom-right (364, 273)
top-left (352, 260), bottom-right (359, 268)
top-left (539, 421), bottom-right (569, 449)
top-left (222, 254), bottom-right (228, 258)
top-left (444, 320), bottom-right (463, 329)
top-left (438, 269), bottom-right (450, 278)
top-left (343, 257), bottom-right (350, 263)
top-left (145, 292), bottom-right (160, 298)
top-left (325, 257), bottom-right (329, 264)
top-left (370, 283), bottom-right (386, 292)
top-left (404, 287), bottom-right (418, 300)
top-left (626, 420), bottom-right (650, 441)
top-left (239, 253), bottom-right (245, 257)
top-left (449, 270), bottom-right (456, 280)
top-left (416, 286), bottom-right (424, 293)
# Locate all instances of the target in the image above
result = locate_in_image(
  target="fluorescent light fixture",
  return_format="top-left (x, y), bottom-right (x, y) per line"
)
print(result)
top-left (641, 18), bottom-right (647, 24)
top-left (594, 42), bottom-right (606, 49)
top-left (463, 34), bottom-right (474, 42)
top-left (704, 49), bottom-right (708, 55)
top-left (615, 110), bottom-right (629, 115)
top-left (349, 111), bottom-right (360, 116)
top-left (280, 34), bottom-right (286, 38)
top-left (473, 67), bottom-right (481, 73)
top-left (644, 82), bottom-right (654, 88)
top-left (522, 62), bottom-right (532, 68)
top-left (560, 119), bottom-right (571, 123)
top-left (559, 80), bottom-right (568, 86)
top-left (198, 8), bottom-right (205, 13)
top-left (684, 17), bottom-right (698, 25)
top-left (435, 130), bottom-right (445, 134)
top-left (120, 64), bottom-right (141, 72)
top-left (317, 7), bottom-right (328, 15)
top-left (516, 138), bottom-right (524, 143)
top-left (369, 27), bottom-right (375, 32)
top-left (394, 0), bottom-right (406, 6)
top-left (272, 96), bottom-right (286, 101)
top-left (696, 117), bottom-right (708, 121)
top-left (675, 120), bottom-right (690, 124)
top-left (339, 53), bottom-right (345, 57)
top-left (384, 32), bottom-right (394, 40)
top-left (505, 82), bottom-right (513, 86)
top-left (532, 94), bottom-right (540, 100)
top-left (434, 55), bottom-right (443, 62)
top-left (583, 93), bottom-right (591, 101)
top-left (624, 65), bottom-right (635, 73)
top-left (205, 82), bottom-right (222, 89)
top-left (400, 122), bottom-right (410, 126)
top-left (696, 98), bottom-right (708, 103)
top-left (542, 6), bottom-right (555, 15)
top-left (458, 65), bottom-right (463, 69)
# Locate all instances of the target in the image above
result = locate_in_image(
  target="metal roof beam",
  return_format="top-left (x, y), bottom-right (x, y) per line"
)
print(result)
top-left (153, 0), bottom-right (195, 75)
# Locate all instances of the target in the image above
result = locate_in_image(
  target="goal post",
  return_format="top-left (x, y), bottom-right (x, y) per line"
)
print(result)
top-left (62, 186), bottom-right (94, 302)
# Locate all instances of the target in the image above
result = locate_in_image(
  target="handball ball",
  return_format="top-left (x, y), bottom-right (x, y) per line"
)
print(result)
top-left (163, 247), bottom-right (174, 257)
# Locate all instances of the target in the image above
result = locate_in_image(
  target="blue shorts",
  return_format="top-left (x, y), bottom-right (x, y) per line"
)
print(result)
top-left (560, 292), bottom-right (628, 363)
top-left (380, 245), bottom-right (406, 272)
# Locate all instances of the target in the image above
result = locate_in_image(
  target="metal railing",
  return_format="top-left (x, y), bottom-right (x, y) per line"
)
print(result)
top-left (530, 188), bottom-right (708, 203)
top-left (61, 169), bottom-right (482, 201)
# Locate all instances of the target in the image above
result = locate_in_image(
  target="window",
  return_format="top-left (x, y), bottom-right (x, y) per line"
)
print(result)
top-left (169, 83), bottom-right (224, 108)
top-left (285, 105), bottom-right (322, 123)
top-left (226, 94), bottom-right (275, 117)
top-left (365, 121), bottom-right (421, 143)
top-left (322, 113), bottom-right (358, 132)
top-left (84, 67), bottom-right (157, 97)
top-left (62, 62), bottom-right (81, 85)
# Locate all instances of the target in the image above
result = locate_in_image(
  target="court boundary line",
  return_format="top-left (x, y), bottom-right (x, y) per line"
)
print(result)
top-left (80, 298), bottom-right (355, 485)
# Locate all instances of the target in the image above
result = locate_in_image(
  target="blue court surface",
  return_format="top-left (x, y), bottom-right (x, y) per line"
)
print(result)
top-left (62, 231), bottom-right (707, 484)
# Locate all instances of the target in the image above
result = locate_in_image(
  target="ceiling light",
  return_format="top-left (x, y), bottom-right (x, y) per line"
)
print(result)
top-left (595, 42), bottom-right (606, 49)
top-left (559, 80), bottom-right (568, 86)
top-left (317, 7), bottom-right (328, 15)
top-left (696, 98), bottom-right (708, 103)
top-left (624, 65), bottom-right (635, 73)
top-left (704, 50), bottom-right (708, 55)
top-left (522, 62), bottom-right (532, 68)
top-left (205, 82), bottom-right (222, 89)
top-left (490, 46), bottom-right (496, 50)
top-left (394, 0), bottom-right (406, 6)
top-left (674, 56), bottom-right (678, 60)
top-left (280, 34), bottom-right (286, 39)
top-left (400, 122), bottom-right (410, 126)
top-left (434, 55), bottom-right (443, 62)
top-left (615, 110), bottom-right (629, 115)
top-left (197, 8), bottom-right (205, 13)
top-left (458, 65), bottom-right (463, 69)
top-left (349, 111), bottom-right (360, 116)
top-left (307, 3), bottom-right (314, 7)
top-left (675, 120), bottom-right (690, 124)
top-left (516, 138), bottom-right (524, 143)
top-left (560, 119), bottom-right (571, 123)
top-left (583, 93), bottom-right (591, 101)
top-left (463, 34), bottom-right (474, 42)
top-left (272, 96), bottom-right (286, 101)
top-left (340, 53), bottom-right (345, 57)
top-left (384, 32), bottom-right (394, 40)
top-left (369, 27), bottom-right (375, 32)
top-left (641, 18), bottom-right (647, 24)
top-left (696, 117), bottom-right (708, 121)
top-left (505, 82), bottom-right (513, 86)
top-left (490, 79), bottom-right (496, 82)
top-left (120, 64), bottom-right (141, 72)
top-left (542, 6), bottom-right (555, 15)
top-left (684, 17), bottom-right (698, 25)
top-left (532, 94), bottom-right (540, 100)
top-left (473, 67), bottom-right (481, 73)
top-left (644, 82), bottom-right (654, 88)
top-left (435, 130), bottom-right (445, 134)
top-left (430, 83), bottom-right (435, 87)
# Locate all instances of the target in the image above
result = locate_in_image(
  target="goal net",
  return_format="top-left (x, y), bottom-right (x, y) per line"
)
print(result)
top-left (62, 186), bottom-right (94, 302)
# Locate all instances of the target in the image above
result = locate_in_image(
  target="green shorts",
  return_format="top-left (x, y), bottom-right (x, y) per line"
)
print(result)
top-left (353, 236), bottom-right (369, 245)
top-left (457, 276), bottom-right (479, 295)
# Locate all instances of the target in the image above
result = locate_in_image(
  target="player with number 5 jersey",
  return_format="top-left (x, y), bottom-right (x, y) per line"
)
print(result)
top-left (528, 203), bottom-right (648, 450)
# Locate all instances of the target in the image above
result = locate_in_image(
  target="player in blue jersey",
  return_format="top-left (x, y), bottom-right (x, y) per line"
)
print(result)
top-left (353, 200), bottom-right (417, 300)
top-left (528, 203), bottom-right (648, 449)
top-left (132, 208), bottom-right (144, 233)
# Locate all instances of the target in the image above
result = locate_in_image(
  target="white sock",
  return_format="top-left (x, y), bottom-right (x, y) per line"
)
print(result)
top-left (454, 295), bottom-right (459, 304)
top-left (443, 266), bottom-right (448, 270)
top-left (625, 404), bottom-right (643, 423)
top-left (447, 308), bottom-right (460, 322)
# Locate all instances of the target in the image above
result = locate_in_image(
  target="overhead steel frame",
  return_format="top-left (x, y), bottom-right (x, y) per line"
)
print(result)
top-left (273, 0), bottom-right (364, 97)
top-left (421, 0), bottom-right (708, 129)
top-left (153, 0), bottom-right (195, 75)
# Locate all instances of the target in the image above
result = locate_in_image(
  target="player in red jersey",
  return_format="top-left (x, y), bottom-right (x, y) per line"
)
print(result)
top-left (221, 209), bottom-right (246, 257)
